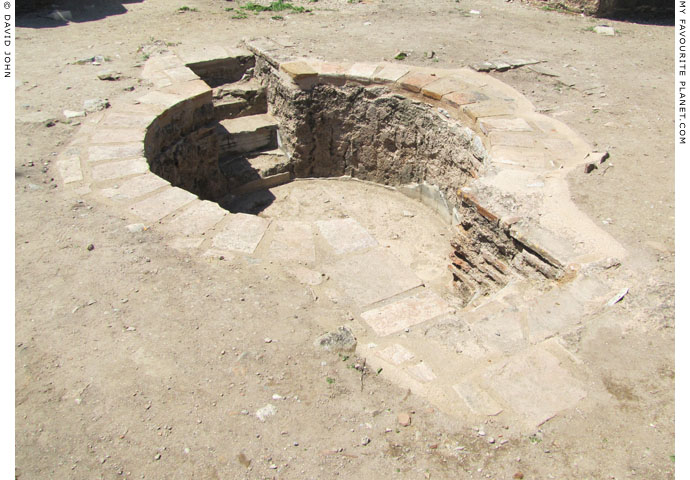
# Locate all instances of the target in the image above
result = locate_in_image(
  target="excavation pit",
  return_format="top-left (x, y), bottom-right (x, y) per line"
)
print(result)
top-left (141, 43), bottom-right (575, 306)
top-left (56, 39), bottom-right (628, 430)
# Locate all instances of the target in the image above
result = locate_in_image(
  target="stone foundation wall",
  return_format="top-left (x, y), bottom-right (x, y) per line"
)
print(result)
top-left (259, 60), bottom-right (483, 211)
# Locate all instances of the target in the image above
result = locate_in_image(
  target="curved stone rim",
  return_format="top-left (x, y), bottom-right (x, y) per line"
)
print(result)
top-left (56, 37), bottom-right (625, 266)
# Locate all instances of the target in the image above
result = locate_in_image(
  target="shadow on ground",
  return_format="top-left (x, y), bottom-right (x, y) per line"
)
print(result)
top-left (221, 190), bottom-right (277, 215)
top-left (17, 0), bottom-right (143, 28)
top-left (602, 11), bottom-right (674, 26)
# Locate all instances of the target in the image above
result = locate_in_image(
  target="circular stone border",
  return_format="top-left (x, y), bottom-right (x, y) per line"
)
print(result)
top-left (56, 37), bottom-right (626, 266)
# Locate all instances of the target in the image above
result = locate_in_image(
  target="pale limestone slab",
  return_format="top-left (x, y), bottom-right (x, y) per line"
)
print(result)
top-left (99, 173), bottom-right (169, 201)
top-left (91, 158), bottom-right (149, 181)
top-left (541, 137), bottom-right (577, 163)
top-left (376, 344), bottom-right (415, 365)
top-left (164, 66), bottom-right (199, 83)
top-left (88, 143), bottom-right (144, 162)
top-left (56, 155), bottom-right (83, 184)
top-left (68, 131), bottom-right (91, 146)
top-left (541, 137), bottom-right (574, 153)
top-left (347, 63), bottom-right (378, 82)
top-left (442, 90), bottom-right (487, 108)
top-left (526, 290), bottom-right (584, 343)
top-left (90, 128), bottom-right (146, 144)
top-left (483, 347), bottom-right (587, 428)
top-left (137, 91), bottom-right (184, 108)
top-left (531, 117), bottom-right (560, 134)
top-left (325, 249), bottom-right (422, 308)
top-left (165, 200), bottom-right (228, 236)
top-left (143, 62), bottom-right (176, 83)
top-left (101, 112), bottom-right (156, 129)
top-left (453, 381), bottom-right (504, 416)
top-left (565, 274), bottom-right (606, 304)
top-left (315, 218), bottom-right (377, 255)
top-left (130, 187), bottom-right (197, 222)
top-left (464, 101), bottom-right (517, 121)
top-left (267, 221), bottom-right (316, 263)
top-left (479, 117), bottom-right (533, 135)
top-left (453, 333), bottom-right (491, 360)
top-left (509, 222), bottom-right (575, 268)
top-left (407, 362), bottom-right (437, 383)
top-left (373, 64), bottom-right (410, 83)
top-left (227, 47), bottom-right (255, 59)
top-left (462, 298), bottom-right (512, 324)
top-left (147, 71), bottom-right (173, 88)
top-left (244, 37), bottom-right (282, 57)
top-left (280, 61), bottom-right (318, 80)
top-left (421, 76), bottom-right (470, 100)
top-left (360, 289), bottom-right (448, 335)
top-left (162, 79), bottom-right (211, 99)
top-left (142, 59), bottom-right (165, 81)
top-left (211, 213), bottom-right (271, 254)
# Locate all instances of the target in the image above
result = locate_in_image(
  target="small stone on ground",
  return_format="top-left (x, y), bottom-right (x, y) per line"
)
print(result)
top-left (397, 412), bottom-right (411, 427)
top-left (83, 98), bottom-right (110, 112)
top-left (256, 404), bottom-right (277, 421)
top-left (594, 25), bottom-right (615, 36)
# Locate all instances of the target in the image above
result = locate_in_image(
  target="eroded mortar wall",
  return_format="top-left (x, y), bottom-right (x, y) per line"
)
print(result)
top-left (260, 64), bottom-right (483, 209)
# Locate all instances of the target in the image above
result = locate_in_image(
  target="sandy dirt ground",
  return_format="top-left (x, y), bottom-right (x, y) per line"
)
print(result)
top-left (14, 0), bottom-right (675, 478)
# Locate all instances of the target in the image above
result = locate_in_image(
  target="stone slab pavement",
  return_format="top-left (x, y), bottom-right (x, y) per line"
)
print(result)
top-left (323, 248), bottom-right (423, 308)
top-left (481, 346), bottom-right (587, 428)
top-left (361, 290), bottom-right (451, 336)
top-left (211, 213), bottom-right (271, 254)
top-left (315, 218), bottom-right (378, 255)
top-left (266, 220), bottom-right (316, 264)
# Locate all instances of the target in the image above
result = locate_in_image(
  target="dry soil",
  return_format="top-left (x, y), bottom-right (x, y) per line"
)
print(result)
top-left (14, 1), bottom-right (675, 479)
